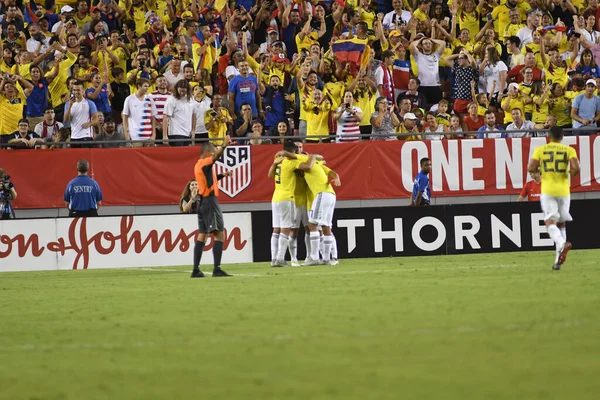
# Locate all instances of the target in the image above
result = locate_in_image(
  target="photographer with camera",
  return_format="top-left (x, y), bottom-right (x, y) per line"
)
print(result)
top-left (64, 160), bottom-right (103, 218)
top-left (0, 168), bottom-right (17, 220)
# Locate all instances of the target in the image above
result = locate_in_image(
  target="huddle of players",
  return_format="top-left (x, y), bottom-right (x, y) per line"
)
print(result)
top-left (269, 140), bottom-right (341, 267)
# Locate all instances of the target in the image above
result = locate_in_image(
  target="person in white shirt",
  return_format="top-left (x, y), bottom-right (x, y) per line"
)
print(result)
top-left (63, 80), bottom-right (99, 148)
top-left (517, 10), bottom-right (540, 49)
top-left (409, 35), bottom-right (446, 106)
top-left (163, 79), bottom-right (196, 146)
top-left (35, 108), bottom-right (64, 142)
top-left (122, 78), bottom-right (154, 147)
top-left (26, 22), bottom-right (50, 56)
top-left (383, 0), bottom-right (412, 29)
top-left (164, 58), bottom-right (188, 91)
top-left (506, 108), bottom-right (536, 137)
top-left (192, 85), bottom-right (212, 142)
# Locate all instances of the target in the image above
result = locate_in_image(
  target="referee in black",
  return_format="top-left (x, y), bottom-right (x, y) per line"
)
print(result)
top-left (63, 160), bottom-right (103, 217)
top-left (191, 136), bottom-right (233, 278)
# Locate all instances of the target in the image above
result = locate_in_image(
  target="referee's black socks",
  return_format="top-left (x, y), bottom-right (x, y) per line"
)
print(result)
top-left (213, 241), bottom-right (224, 271)
top-left (193, 241), bottom-right (205, 272)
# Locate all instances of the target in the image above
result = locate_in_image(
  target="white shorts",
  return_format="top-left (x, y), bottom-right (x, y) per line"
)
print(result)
top-left (293, 205), bottom-right (308, 228)
top-left (309, 192), bottom-right (336, 227)
top-left (540, 194), bottom-right (572, 223)
top-left (272, 201), bottom-right (296, 228)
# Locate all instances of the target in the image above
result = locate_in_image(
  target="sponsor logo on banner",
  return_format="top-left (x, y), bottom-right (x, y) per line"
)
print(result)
top-left (215, 146), bottom-right (252, 198)
top-left (250, 200), bottom-right (598, 262)
top-left (0, 214), bottom-right (253, 272)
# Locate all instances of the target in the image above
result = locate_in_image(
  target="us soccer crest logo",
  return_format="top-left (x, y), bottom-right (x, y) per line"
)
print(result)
top-left (215, 146), bottom-right (252, 198)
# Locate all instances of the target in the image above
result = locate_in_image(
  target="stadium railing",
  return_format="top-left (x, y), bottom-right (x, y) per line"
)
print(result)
top-left (0, 127), bottom-right (597, 149)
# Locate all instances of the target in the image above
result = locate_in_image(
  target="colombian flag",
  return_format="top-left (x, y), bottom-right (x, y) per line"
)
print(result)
top-left (192, 35), bottom-right (217, 72)
top-left (331, 37), bottom-right (368, 66)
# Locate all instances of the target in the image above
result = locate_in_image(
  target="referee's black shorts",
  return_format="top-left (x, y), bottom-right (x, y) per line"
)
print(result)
top-left (69, 209), bottom-right (99, 217)
top-left (197, 196), bottom-right (224, 233)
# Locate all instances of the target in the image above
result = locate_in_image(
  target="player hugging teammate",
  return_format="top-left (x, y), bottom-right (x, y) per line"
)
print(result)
top-left (268, 140), bottom-right (341, 267)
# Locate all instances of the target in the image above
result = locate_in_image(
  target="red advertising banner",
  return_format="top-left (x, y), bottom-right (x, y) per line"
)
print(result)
top-left (3, 136), bottom-right (600, 209)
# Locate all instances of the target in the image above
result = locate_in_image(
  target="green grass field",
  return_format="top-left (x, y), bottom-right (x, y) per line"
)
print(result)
top-left (1, 250), bottom-right (599, 400)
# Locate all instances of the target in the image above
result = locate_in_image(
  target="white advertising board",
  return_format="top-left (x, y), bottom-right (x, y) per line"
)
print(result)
top-left (0, 213), bottom-right (253, 272)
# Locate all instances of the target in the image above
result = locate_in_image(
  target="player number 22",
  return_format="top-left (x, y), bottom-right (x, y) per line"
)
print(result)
top-left (542, 151), bottom-right (568, 173)
top-left (274, 165), bottom-right (282, 184)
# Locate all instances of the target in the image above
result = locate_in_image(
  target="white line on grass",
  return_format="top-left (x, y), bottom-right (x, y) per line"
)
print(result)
top-left (177, 264), bottom-right (521, 278)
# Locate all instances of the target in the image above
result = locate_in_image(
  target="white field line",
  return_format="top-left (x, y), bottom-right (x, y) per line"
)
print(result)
top-left (0, 319), bottom-right (584, 353)
top-left (176, 264), bottom-right (521, 278)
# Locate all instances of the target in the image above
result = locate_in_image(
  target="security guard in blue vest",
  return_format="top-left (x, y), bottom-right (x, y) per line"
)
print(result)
top-left (63, 160), bottom-right (103, 217)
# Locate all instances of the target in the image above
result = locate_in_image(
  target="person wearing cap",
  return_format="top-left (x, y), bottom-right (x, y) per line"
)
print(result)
top-left (51, 5), bottom-right (75, 34)
top-left (571, 78), bottom-right (600, 131)
top-left (64, 160), bottom-right (103, 218)
top-left (94, 114), bottom-right (127, 148)
top-left (143, 16), bottom-right (166, 49)
top-left (501, 82), bottom-right (528, 125)
top-left (259, 27), bottom-right (284, 55)
top-left (397, 112), bottom-right (422, 140)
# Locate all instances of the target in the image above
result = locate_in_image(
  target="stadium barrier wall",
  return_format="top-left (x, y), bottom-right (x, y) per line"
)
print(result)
top-left (0, 213), bottom-right (253, 272)
top-left (4, 135), bottom-right (600, 210)
top-left (251, 201), bottom-right (598, 261)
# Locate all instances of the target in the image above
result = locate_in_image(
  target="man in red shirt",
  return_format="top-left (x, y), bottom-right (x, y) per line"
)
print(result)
top-left (517, 171), bottom-right (541, 202)
top-left (507, 53), bottom-right (543, 83)
top-left (191, 136), bottom-right (233, 278)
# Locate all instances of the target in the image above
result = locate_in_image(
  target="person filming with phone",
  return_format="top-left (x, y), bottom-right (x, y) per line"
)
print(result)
top-left (334, 91), bottom-right (363, 142)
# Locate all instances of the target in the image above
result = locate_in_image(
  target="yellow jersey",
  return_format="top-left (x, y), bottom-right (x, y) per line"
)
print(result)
top-left (502, 96), bottom-right (525, 124)
top-left (46, 51), bottom-right (77, 108)
top-left (531, 94), bottom-right (549, 123)
top-left (272, 158), bottom-right (303, 203)
top-left (0, 90), bottom-right (26, 135)
top-left (294, 173), bottom-right (308, 207)
top-left (303, 99), bottom-right (331, 140)
top-left (297, 155), bottom-right (335, 197)
top-left (204, 108), bottom-right (231, 146)
top-left (544, 61), bottom-right (568, 88)
top-left (532, 142), bottom-right (578, 197)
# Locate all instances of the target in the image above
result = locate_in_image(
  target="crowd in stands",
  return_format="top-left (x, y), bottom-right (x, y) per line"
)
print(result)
top-left (1, 0), bottom-right (600, 149)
